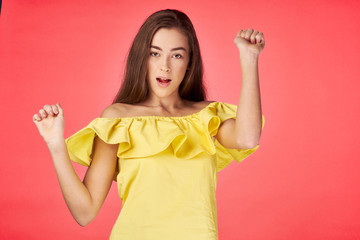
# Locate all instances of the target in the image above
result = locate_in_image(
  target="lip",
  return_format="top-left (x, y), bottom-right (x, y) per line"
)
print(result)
top-left (156, 76), bottom-right (172, 87)
top-left (156, 76), bottom-right (171, 80)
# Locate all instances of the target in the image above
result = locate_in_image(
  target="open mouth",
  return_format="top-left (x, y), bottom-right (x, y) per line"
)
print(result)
top-left (156, 77), bottom-right (172, 83)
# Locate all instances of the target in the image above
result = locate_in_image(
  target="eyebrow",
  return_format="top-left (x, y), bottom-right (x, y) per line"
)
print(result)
top-left (150, 45), bottom-right (187, 52)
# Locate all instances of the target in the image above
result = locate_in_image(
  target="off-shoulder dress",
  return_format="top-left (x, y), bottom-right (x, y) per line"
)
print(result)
top-left (65, 101), bottom-right (265, 240)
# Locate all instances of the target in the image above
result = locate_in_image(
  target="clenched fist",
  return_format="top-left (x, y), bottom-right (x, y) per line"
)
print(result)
top-left (234, 28), bottom-right (265, 58)
top-left (33, 103), bottom-right (65, 146)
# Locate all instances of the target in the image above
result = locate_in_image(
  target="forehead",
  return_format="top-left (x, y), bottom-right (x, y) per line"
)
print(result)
top-left (151, 28), bottom-right (189, 50)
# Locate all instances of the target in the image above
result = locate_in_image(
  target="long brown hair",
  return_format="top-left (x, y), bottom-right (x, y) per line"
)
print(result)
top-left (113, 9), bottom-right (206, 104)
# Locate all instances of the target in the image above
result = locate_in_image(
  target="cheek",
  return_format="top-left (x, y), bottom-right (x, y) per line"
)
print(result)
top-left (147, 63), bottom-right (158, 80)
top-left (174, 61), bottom-right (189, 73)
top-left (147, 60), bottom-right (154, 72)
top-left (146, 62), bottom-right (155, 82)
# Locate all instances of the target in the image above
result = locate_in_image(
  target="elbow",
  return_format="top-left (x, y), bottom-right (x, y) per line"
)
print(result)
top-left (76, 216), bottom-right (94, 227)
top-left (77, 219), bottom-right (90, 227)
top-left (236, 141), bottom-right (259, 149)
top-left (236, 137), bottom-right (260, 149)
top-left (246, 141), bottom-right (260, 149)
top-left (235, 127), bottom-right (262, 149)
top-left (73, 211), bottom-right (96, 227)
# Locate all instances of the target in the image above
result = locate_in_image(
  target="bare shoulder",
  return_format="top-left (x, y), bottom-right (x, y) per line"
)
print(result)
top-left (100, 103), bottom-right (137, 118)
top-left (101, 100), bottom-right (217, 118)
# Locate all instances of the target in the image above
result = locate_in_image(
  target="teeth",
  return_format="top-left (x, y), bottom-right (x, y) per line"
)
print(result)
top-left (157, 77), bottom-right (171, 81)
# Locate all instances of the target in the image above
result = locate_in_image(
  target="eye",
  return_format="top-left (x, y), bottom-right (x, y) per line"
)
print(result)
top-left (150, 52), bottom-right (159, 57)
top-left (173, 54), bottom-right (182, 59)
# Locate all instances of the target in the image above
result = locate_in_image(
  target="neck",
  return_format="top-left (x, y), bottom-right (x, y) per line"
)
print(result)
top-left (141, 93), bottom-right (187, 111)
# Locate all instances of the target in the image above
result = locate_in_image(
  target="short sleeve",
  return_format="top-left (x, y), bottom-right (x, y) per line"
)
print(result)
top-left (199, 102), bottom-right (265, 172)
top-left (65, 118), bottom-right (131, 181)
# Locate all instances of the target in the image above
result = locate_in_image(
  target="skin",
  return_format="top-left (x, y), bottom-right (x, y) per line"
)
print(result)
top-left (145, 28), bottom-right (190, 110)
top-left (32, 27), bottom-right (265, 226)
top-left (216, 28), bottom-right (265, 149)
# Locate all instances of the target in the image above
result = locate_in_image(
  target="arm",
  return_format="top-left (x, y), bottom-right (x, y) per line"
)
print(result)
top-left (33, 104), bottom-right (118, 226)
top-left (216, 28), bottom-right (265, 149)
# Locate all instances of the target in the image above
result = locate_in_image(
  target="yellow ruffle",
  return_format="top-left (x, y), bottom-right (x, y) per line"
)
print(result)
top-left (200, 102), bottom-right (265, 171)
top-left (65, 102), bottom-right (265, 179)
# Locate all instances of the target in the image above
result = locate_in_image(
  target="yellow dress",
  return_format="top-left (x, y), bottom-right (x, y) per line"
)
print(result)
top-left (65, 101), bottom-right (265, 240)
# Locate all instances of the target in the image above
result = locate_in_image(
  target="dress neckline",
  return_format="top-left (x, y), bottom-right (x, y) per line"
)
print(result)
top-left (99, 101), bottom-right (217, 120)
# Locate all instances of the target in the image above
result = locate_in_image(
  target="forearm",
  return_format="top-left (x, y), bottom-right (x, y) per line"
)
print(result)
top-left (235, 54), bottom-right (262, 148)
top-left (47, 140), bottom-right (95, 225)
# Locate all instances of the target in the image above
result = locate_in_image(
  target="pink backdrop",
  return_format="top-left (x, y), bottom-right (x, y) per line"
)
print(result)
top-left (1, 0), bottom-right (360, 239)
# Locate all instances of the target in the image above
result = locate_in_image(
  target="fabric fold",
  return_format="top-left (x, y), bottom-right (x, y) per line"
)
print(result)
top-left (65, 102), bottom-right (265, 179)
top-left (199, 102), bottom-right (265, 171)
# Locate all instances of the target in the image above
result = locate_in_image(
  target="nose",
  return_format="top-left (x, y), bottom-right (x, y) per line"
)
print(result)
top-left (160, 58), bottom-right (171, 73)
top-left (161, 66), bottom-right (171, 73)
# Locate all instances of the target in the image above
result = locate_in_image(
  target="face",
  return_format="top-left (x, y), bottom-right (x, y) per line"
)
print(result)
top-left (147, 28), bottom-right (190, 99)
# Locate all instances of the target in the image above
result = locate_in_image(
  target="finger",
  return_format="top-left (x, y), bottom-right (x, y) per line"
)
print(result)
top-left (250, 30), bottom-right (259, 44)
top-left (240, 29), bottom-right (246, 38)
top-left (244, 28), bottom-right (254, 40)
top-left (256, 32), bottom-right (265, 44)
top-left (43, 104), bottom-right (54, 116)
top-left (33, 113), bottom-right (41, 122)
top-left (235, 31), bottom-right (241, 40)
top-left (39, 109), bottom-right (48, 118)
top-left (255, 32), bottom-right (262, 44)
top-left (56, 103), bottom-right (64, 116)
top-left (51, 104), bottom-right (59, 115)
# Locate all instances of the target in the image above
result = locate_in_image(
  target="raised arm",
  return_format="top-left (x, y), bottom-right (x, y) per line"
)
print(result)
top-left (32, 104), bottom-right (118, 226)
top-left (216, 28), bottom-right (265, 149)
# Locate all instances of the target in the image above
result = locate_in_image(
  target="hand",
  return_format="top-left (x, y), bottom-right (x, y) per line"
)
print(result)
top-left (33, 103), bottom-right (65, 146)
top-left (234, 28), bottom-right (265, 59)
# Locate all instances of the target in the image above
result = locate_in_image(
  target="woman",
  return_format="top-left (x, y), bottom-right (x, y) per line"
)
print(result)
top-left (32, 9), bottom-right (265, 240)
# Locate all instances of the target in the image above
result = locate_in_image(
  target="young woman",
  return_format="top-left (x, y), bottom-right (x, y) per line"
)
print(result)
top-left (32, 9), bottom-right (265, 240)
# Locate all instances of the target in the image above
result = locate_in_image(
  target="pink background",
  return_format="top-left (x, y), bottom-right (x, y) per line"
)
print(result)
top-left (1, 0), bottom-right (360, 239)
